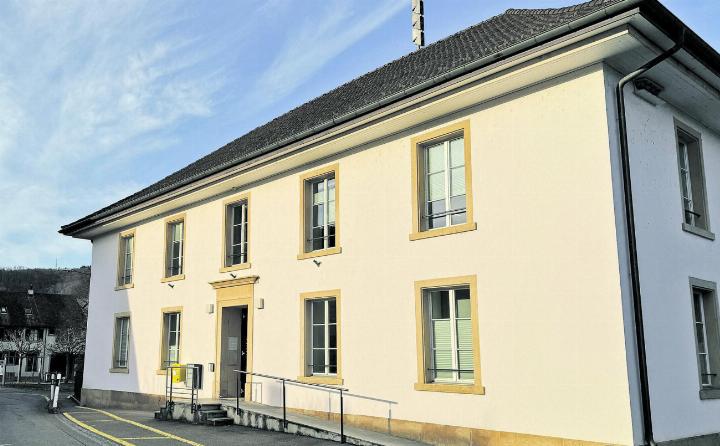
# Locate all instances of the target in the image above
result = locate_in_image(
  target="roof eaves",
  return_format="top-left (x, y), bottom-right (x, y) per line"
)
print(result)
top-left (61, 0), bottom-right (661, 237)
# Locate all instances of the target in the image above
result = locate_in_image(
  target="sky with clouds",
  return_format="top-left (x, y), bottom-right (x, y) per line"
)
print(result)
top-left (0, 0), bottom-right (717, 268)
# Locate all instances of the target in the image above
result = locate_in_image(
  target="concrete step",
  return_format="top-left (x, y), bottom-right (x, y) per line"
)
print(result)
top-left (206, 416), bottom-right (233, 426)
top-left (197, 403), bottom-right (222, 411)
top-left (199, 409), bottom-right (228, 421)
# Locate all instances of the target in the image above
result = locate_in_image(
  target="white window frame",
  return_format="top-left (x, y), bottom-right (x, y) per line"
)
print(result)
top-left (421, 135), bottom-right (466, 230)
top-left (675, 123), bottom-right (713, 239)
top-left (113, 316), bottom-right (130, 369)
top-left (424, 286), bottom-right (473, 384)
top-left (225, 200), bottom-right (248, 266)
top-left (167, 221), bottom-right (184, 277)
top-left (690, 279), bottom-right (720, 392)
top-left (679, 140), bottom-right (697, 226)
top-left (118, 234), bottom-right (134, 286)
top-left (309, 298), bottom-right (337, 376)
top-left (162, 312), bottom-right (181, 367)
top-left (307, 175), bottom-right (336, 252)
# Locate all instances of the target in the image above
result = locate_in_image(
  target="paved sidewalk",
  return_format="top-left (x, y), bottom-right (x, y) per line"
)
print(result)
top-left (64, 406), bottom-right (334, 445)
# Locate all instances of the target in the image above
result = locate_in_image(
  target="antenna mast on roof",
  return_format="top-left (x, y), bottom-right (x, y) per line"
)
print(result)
top-left (412, 0), bottom-right (424, 50)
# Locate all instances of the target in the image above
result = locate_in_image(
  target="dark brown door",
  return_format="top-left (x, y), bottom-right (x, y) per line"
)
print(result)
top-left (219, 306), bottom-right (248, 398)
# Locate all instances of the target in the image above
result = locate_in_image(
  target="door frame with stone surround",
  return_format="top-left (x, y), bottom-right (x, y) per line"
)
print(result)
top-left (211, 276), bottom-right (257, 400)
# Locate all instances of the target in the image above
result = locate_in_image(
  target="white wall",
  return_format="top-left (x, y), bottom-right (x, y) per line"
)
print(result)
top-left (83, 65), bottom-right (635, 444)
top-left (620, 73), bottom-right (720, 441)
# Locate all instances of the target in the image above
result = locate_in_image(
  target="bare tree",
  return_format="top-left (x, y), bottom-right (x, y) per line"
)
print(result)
top-left (48, 327), bottom-right (86, 381)
top-left (3, 328), bottom-right (43, 383)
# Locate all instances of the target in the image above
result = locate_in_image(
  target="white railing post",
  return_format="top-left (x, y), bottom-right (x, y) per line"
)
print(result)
top-left (52, 374), bottom-right (61, 410)
top-left (50, 373), bottom-right (56, 403)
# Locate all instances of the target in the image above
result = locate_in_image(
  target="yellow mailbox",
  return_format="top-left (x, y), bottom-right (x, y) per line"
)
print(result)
top-left (170, 364), bottom-right (186, 383)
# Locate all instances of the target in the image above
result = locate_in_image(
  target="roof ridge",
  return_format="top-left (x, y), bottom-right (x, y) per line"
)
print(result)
top-left (505, 0), bottom-right (614, 15)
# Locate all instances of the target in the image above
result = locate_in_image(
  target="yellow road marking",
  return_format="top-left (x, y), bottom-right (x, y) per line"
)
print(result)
top-left (88, 419), bottom-right (119, 422)
top-left (79, 407), bottom-right (203, 446)
top-left (63, 412), bottom-right (135, 446)
top-left (120, 437), bottom-right (167, 440)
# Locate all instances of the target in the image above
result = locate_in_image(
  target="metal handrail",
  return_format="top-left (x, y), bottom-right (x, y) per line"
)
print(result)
top-left (234, 370), bottom-right (348, 443)
top-left (165, 365), bottom-right (200, 415)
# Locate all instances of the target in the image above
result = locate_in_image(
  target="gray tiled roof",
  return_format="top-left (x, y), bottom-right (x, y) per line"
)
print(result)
top-left (61, 0), bottom-right (626, 233)
top-left (0, 292), bottom-right (84, 329)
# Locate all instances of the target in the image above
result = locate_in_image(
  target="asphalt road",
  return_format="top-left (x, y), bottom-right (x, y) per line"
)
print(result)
top-left (0, 388), bottom-right (111, 445)
top-left (0, 387), bottom-right (331, 445)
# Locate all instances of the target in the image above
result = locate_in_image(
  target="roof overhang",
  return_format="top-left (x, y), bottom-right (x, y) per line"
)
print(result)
top-left (61, 0), bottom-right (720, 239)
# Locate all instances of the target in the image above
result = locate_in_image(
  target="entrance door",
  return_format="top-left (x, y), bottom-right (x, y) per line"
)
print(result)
top-left (219, 306), bottom-right (248, 398)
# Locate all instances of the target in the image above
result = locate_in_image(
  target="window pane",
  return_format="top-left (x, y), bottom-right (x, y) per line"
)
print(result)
top-left (450, 166), bottom-right (465, 196)
top-left (312, 325), bottom-right (325, 348)
top-left (312, 181), bottom-right (324, 205)
top-left (328, 201), bottom-right (335, 224)
top-left (431, 291), bottom-right (450, 319)
top-left (329, 349), bottom-right (337, 374)
top-left (327, 224), bottom-right (336, 248)
top-left (458, 350), bottom-right (474, 380)
top-left (312, 301), bottom-right (325, 324)
top-left (427, 172), bottom-right (445, 201)
top-left (312, 349), bottom-right (324, 373)
top-left (426, 144), bottom-right (444, 173)
top-left (429, 215), bottom-right (446, 229)
top-left (449, 138), bottom-right (464, 168)
top-left (327, 178), bottom-right (335, 199)
top-left (328, 299), bottom-right (336, 323)
top-left (328, 324), bottom-right (337, 348)
top-left (427, 199), bottom-right (446, 217)
top-left (232, 205), bottom-right (243, 224)
top-left (432, 320), bottom-right (452, 349)
top-left (456, 319), bottom-right (473, 349)
top-left (694, 294), bottom-right (703, 323)
top-left (455, 289), bottom-right (471, 317)
top-left (433, 349), bottom-right (453, 380)
top-left (451, 211), bottom-right (466, 225)
top-left (450, 195), bottom-right (466, 211)
top-left (312, 204), bottom-right (324, 226)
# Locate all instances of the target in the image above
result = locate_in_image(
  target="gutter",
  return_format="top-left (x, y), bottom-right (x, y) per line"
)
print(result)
top-left (615, 30), bottom-right (685, 446)
top-left (60, 0), bottom-right (647, 237)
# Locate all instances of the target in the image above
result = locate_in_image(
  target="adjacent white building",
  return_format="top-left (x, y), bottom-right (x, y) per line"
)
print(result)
top-left (61, 1), bottom-right (720, 444)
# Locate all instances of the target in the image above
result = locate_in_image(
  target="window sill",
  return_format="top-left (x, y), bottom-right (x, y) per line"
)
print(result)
top-left (114, 283), bottom-right (134, 291)
top-left (161, 274), bottom-right (186, 283)
top-left (297, 246), bottom-right (342, 260)
top-left (414, 382), bottom-right (485, 395)
top-left (682, 223), bottom-right (715, 241)
top-left (409, 222), bottom-right (477, 241)
top-left (220, 263), bottom-right (252, 273)
top-left (109, 367), bottom-right (129, 374)
top-left (297, 375), bottom-right (344, 385)
top-left (700, 388), bottom-right (720, 400)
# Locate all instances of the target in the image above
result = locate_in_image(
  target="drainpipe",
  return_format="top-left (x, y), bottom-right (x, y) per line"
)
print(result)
top-left (615, 30), bottom-right (685, 446)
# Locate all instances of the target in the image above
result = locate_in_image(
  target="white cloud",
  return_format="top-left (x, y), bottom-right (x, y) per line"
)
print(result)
top-left (250, 0), bottom-right (405, 106)
top-left (0, 0), bottom-right (403, 268)
top-left (0, 0), bottom-right (226, 267)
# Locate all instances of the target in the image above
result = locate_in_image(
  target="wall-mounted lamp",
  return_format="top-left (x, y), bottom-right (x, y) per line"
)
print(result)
top-left (313, 259), bottom-right (321, 267)
top-left (230, 273), bottom-right (237, 279)
top-left (168, 283), bottom-right (175, 289)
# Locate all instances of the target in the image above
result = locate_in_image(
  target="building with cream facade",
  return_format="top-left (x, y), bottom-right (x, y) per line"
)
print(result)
top-left (61, 1), bottom-right (720, 444)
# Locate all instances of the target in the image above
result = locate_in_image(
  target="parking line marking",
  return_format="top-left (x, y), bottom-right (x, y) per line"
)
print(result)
top-left (63, 412), bottom-right (135, 446)
top-left (79, 407), bottom-right (203, 446)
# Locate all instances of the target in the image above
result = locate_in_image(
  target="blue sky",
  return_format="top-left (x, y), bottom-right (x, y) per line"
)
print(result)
top-left (0, 0), bottom-right (717, 268)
